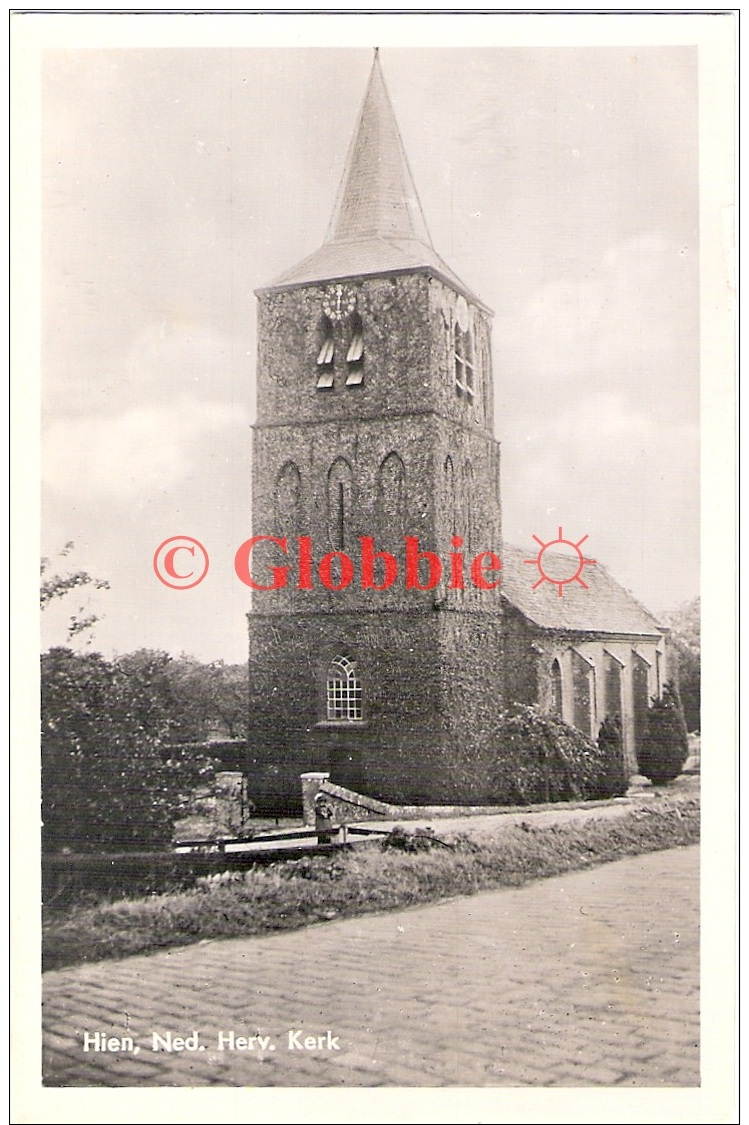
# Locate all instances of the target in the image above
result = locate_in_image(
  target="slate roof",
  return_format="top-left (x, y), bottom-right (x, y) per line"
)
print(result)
top-left (328, 49), bottom-right (431, 247)
top-left (500, 543), bottom-right (666, 638)
top-left (265, 52), bottom-right (484, 307)
top-left (270, 237), bottom-right (477, 300)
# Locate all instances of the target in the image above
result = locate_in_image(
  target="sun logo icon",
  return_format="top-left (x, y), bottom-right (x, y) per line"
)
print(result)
top-left (524, 528), bottom-right (596, 598)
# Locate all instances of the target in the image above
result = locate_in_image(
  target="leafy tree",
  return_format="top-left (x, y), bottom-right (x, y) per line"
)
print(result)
top-left (40, 542), bottom-right (110, 643)
top-left (114, 649), bottom-right (183, 744)
top-left (41, 648), bottom-right (217, 852)
top-left (163, 656), bottom-right (249, 742)
top-left (85, 649), bottom-right (250, 747)
top-left (40, 554), bottom-right (246, 850)
top-left (663, 597), bottom-right (700, 732)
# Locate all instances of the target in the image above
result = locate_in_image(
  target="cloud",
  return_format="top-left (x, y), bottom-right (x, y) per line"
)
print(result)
top-left (505, 390), bottom-right (698, 489)
top-left (501, 391), bottom-right (699, 612)
top-left (44, 310), bottom-right (254, 420)
top-left (43, 399), bottom-right (246, 501)
top-left (497, 232), bottom-right (698, 418)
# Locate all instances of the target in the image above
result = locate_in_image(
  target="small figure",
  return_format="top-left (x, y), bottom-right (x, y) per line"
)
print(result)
top-left (314, 792), bottom-right (335, 847)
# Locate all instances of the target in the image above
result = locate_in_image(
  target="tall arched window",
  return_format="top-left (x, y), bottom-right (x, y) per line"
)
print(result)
top-left (377, 452), bottom-right (406, 534)
top-left (454, 325), bottom-right (475, 396)
top-left (604, 652), bottom-right (623, 720)
top-left (462, 459), bottom-right (474, 552)
top-left (632, 651), bottom-right (651, 753)
top-left (656, 649), bottom-right (663, 697)
top-left (479, 329), bottom-right (490, 420)
top-left (274, 461), bottom-right (302, 539)
top-left (327, 458), bottom-right (353, 551)
top-left (550, 659), bottom-right (563, 717)
top-left (326, 656), bottom-right (362, 721)
top-left (572, 649), bottom-right (594, 735)
top-left (444, 455), bottom-right (457, 536)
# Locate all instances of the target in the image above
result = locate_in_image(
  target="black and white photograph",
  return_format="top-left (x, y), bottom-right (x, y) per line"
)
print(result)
top-left (13, 10), bottom-right (735, 1122)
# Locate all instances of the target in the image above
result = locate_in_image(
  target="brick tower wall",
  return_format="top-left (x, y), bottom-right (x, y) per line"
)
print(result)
top-left (246, 608), bottom-right (505, 813)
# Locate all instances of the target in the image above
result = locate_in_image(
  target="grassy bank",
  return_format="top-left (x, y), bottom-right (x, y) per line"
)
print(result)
top-left (43, 792), bottom-right (699, 972)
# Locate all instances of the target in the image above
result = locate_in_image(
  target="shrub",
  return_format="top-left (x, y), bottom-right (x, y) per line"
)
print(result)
top-left (381, 826), bottom-right (435, 853)
top-left (596, 714), bottom-right (628, 798)
top-left (637, 682), bottom-right (689, 783)
top-left (490, 705), bottom-right (627, 805)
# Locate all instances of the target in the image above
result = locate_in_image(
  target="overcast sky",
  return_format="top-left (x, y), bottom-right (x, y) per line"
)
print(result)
top-left (41, 44), bottom-right (700, 662)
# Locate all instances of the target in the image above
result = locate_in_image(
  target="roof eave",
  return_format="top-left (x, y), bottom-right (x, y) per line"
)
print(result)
top-left (256, 263), bottom-right (493, 316)
top-left (500, 596), bottom-right (666, 639)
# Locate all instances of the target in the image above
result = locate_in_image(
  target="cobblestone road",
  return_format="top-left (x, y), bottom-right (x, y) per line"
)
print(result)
top-left (41, 845), bottom-right (699, 1087)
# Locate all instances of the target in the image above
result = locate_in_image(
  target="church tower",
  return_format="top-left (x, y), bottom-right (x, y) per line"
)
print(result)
top-left (246, 52), bottom-right (504, 810)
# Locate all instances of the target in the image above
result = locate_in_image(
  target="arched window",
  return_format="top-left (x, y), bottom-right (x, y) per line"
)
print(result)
top-left (632, 651), bottom-right (651, 752)
top-left (550, 659), bottom-right (563, 717)
top-left (274, 461), bottom-right (302, 539)
top-left (462, 459), bottom-right (474, 552)
top-left (326, 656), bottom-right (362, 721)
top-left (604, 651), bottom-right (623, 720)
top-left (454, 325), bottom-right (475, 396)
top-left (327, 458), bottom-right (353, 551)
top-left (444, 455), bottom-right (457, 536)
top-left (572, 649), bottom-right (594, 735)
top-left (377, 452), bottom-right (406, 532)
top-left (479, 329), bottom-right (490, 419)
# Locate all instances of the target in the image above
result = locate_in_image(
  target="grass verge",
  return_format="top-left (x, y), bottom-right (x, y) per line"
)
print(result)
top-left (43, 791), bottom-right (698, 972)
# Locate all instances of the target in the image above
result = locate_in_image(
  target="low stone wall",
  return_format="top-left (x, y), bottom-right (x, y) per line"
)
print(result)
top-left (300, 773), bottom-right (622, 827)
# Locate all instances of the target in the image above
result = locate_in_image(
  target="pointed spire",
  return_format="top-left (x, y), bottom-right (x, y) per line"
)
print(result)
top-left (327, 51), bottom-right (433, 247)
top-left (266, 51), bottom-right (488, 310)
